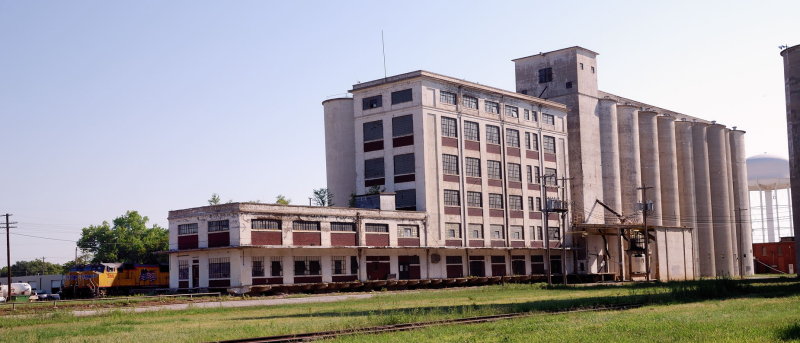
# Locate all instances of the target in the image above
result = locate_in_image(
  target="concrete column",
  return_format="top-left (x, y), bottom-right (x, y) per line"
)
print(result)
top-left (657, 116), bottom-right (680, 227)
top-left (617, 104), bottom-right (642, 221)
top-left (765, 189), bottom-right (776, 242)
top-left (638, 110), bottom-right (662, 226)
top-left (724, 130), bottom-right (740, 276)
top-left (599, 99), bottom-right (622, 222)
top-left (707, 124), bottom-right (735, 276)
top-left (692, 122), bottom-right (716, 277)
top-left (323, 98), bottom-right (356, 207)
top-left (675, 120), bottom-right (699, 277)
top-left (780, 44), bottom-right (800, 279)
top-left (729, 129), bottom-right (754, 275)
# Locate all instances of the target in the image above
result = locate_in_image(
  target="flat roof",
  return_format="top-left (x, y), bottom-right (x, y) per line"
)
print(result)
top-left (349, 70), bottom-right (567, 110)
top-left (168, 202), bottom-right (427, 220)
top-left (511, 46), bottom-right (600, 62)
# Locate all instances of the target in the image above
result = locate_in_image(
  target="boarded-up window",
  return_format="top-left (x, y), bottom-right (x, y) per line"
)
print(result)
top-left (363, 120), bottom-right (383, 141)
top-left (396, 189), bottom-right (416, 210)
top-left (208, 220), bottom-right (229, 232)
top-left (392, 115), bottom-right (413, 137)
top-left (446, 223), bottom-right (462, 238)
top-left (364, 158), bottom-right (385, 179)
top-left (394, 153), bottom-right (415, 175)
top-left (391, 89), bottom-right (413, 104)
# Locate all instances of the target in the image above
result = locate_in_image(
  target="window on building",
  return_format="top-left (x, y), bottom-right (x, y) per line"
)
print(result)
top-left (591, 66), bottom-right (595, 73)
top-left (469, 224), bottom-right (484, 238)
top-left (510, 226), bottom-right (523, 240)
top-left (524, 132), bottom-right (531, 150)
top-left (446, 223), bottom-right (462, 238)
top-left (293, 221), bottom-right (321, 231)
top-left (270, 257), bottom-right (283, 276)
top-left (208, 220), bottom-right (229, 233)
top-left (487, 160), bottom-right (502, 179)
top-left (543, 135), bottom-right (556, 154)
top-left (531, 133), bottom-right (539, 150)
top-left (364, 158), bottom-right (385, 179)
top-left (178, 223), bottom-right (198, 235)
top-left (362, 95), bottom-right (382, 110)
top-left (531, 110), bottom-right (538, 121)
top-left (544, 168), bottom-right (558, 186)
top-left (505, 105), bottom-right (519, 118)
top-left (392, 115), bottom-right (413, 137)
top-left (465, 157), bottom-right (481, 177)
top-left (528, 197), bottom-right (535, 211)
top-left (490, 225), bottom-right (505, 239)
top-left (363, 120), bottom-right (383, 141)
top-left (365, 223), bottom-right (389, 233)
top-left (391, 89), bottom-right (413, 104)
top-left (463, 95), bottom-right (478, 109)
top-left (252, 219), bottom-right (281, 230)
top-left (526, 165), bottom-right (533, 183)
top-left (549, 227), bottom-right (561, 241)
top-left (442, 154), bottom-right (459, 175)
top-left (489, 193), bottom-right (503, 209)
top-left (398, 225), bottom-right (419, 238)
top-left (467, 191), bottom-right (482, 207)
top-left (485, 101), bottom-right (500, 114)
top-left (464, 121), bottom-right (480, 141)
top-left (580, 63), bottom-right (584, 70)
top-left (331, 222), bottom-right (356, 232)
top-left (396, 189), bottom-right (417, 210)
top-left (294, 256), bottom-right (321, 276)
top-left (531, 255), bottom-right (545, 274)
top-left (178, 260), bottom-right (189, 280)
top-left (534, 226), bottom-right (543, 241)
top-left (394, 153), bottom-right (415, 176)
top-left (536, 197), bottom-right (542, 211)
top-left (252, 256), bottom-right (265, 277)
top-left (208, 257), bottom-right (230, 279)
top-left (332, 256), bottom-right (349, 275)
top-left (440, 91), bottom-right (457, 105)
top-left (506, 128), bottom-right (520, 148)
top-left (538, 67), bottom-right (553, 83)
top-left (509, 195), bottom-right (523, 211)
top-left (441, 116), bottom-right (458, 138)
top-left (524, 109), bottom-right (530, 120)
top-left (534, 166), bottom-right (541, 184)
top-left (543, 113), bottom-right (555, 126)
top-left (486, 125), bottom-right (500, 144)
top-left (444, 190), bottom-right (460, 206)
top-left (565, 81), bottom-right (572, 89)
top-left (508, 163), bottom-right (521, 182)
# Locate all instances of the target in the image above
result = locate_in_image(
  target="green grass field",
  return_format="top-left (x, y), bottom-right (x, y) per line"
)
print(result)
top-left (1, 278), bottom-right (798, 342)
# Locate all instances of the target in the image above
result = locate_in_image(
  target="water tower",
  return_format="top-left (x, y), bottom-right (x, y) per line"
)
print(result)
top-left (747, 154), bottom-right (794, 243)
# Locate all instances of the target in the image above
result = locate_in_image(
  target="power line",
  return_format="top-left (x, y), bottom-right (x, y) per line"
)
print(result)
top-left (10, 233), bottom-right (76, 243)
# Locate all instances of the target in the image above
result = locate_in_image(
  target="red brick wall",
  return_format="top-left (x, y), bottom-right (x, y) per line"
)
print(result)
top-left (510, 210), bottom-right (524, 218)
top-left (486, 144), bottom-right (501, 154)
top-left (526, 150), bottom-right (539, 159)
top-left (488, 179), bottom-right (502, 187)
top-left (208, 279), bottom-right (230, 287)
top-left (510, 241), bottom-right (525, 247)
top-left (294, 276), bottom-right (322, 283)
top-left (251, 231), bottom-right (282, 245)
top-left (468, 208), bottom-right (483, 216)
top-left (331, 233), bottom-right (356, 246)
top-left (208, 232), bottom-right (230, 247)
top-left (753, 242), bottom-right (796, 273)
top-left (398, 238), bottom-right (420, 247)
top-left (292, 232), bottom-right (321, 246)
top-left (491, 240), bottom-right (506, 247)
top-left (544, 153), bottom-right (557, 162)
top-left (366, 234), bottom-right (389, 247)
top-left (446, 239), bottom-right (463, 247)
top-left (469, 240), bottom-right (485, 247)
top-left (443, 174), bottom-right (459, 182)
top-left (489, 209), bottom-right (504, 218)
top-left (444, 206), bottom-right (461, 215)
top-left (442, 137), bottom-right (458, 147)
top-left (178, 235), bottom-right (198, 250)
top-left (447, 265), bottom-right (463, 278)
top-left (464, 140), bottom-right (480, 151)
top-left (332, 275), bottom-right (358, 282)
top-left (506, 147), bottom-right (520, 157)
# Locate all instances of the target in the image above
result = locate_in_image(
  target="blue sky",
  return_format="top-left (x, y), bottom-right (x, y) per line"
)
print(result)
top-left (0, 0), bottom-right (797, 264)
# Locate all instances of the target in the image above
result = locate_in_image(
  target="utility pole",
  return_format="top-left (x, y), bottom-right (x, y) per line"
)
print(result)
top-left (542, 174), bottom-right (571, 286)
top-left (3, 214), bottom-right (18, 290)
top-left (637, 186), bottom-right (653, 282)
top-left (557, 176), bottom-right (572, 286)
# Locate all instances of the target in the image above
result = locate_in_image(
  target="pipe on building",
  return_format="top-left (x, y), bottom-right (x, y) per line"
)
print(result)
top-left (707, 124), bottom-right (735, 276)
top-left (638, 110), bottom-right (663, 226)
top-left (692, 122), bottom-right (716, 277)
top-left (616, 104), bottom-right (642, 222)
top-left (657, 116), bottom-right (680, 227)
top-left (729, 129), bottom-right (754, 276)
top-left (675, 120), bottom-right (699, 277)
top-left (599, 99), bottom-right (622, 223)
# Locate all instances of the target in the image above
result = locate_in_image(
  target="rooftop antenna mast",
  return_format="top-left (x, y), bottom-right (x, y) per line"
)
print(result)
top-left (382, 30), bottom-right (388, 81)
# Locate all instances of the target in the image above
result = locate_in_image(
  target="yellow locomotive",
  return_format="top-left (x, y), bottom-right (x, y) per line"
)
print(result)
top-left (64, 263), bottom-right (169, 297)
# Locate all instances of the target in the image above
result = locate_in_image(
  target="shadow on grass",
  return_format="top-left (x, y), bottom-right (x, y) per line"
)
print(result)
top-left (231, 278), bottom-right (800, 322)
top-left (777, 322), bottom-right (800, 341)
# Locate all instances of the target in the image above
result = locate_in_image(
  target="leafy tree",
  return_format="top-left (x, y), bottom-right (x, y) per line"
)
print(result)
top-left (208, 193), bottom-right (221, 205)
top-left (275, 194), bottom-right (291, 205)
top-left (0, 259), bottom-right (65, 277)
top-left (62, 252), bottom-right (92, 271)
top-left (312, 188), bottom-right (334, 207)
top-left (76, 211), bottom-right (168, 264)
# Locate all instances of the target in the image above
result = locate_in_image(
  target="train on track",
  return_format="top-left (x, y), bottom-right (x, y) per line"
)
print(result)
top-left (63, 263), bottom-right (169, 297)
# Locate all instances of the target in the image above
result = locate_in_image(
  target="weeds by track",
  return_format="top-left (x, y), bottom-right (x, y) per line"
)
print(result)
top-left (216, 303), bottom-right (644, 343)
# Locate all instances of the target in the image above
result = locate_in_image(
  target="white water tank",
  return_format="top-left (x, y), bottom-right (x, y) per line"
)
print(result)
top-left (747, 154), bottom-right (790, 191)
top-left (0, 283), bottom-right (32, 299)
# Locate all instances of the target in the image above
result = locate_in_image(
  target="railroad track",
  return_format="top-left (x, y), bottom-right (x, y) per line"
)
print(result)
top-left (216, 303), bottom-right (644, 343)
